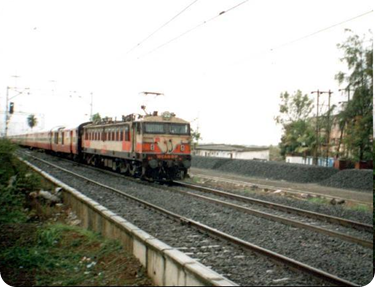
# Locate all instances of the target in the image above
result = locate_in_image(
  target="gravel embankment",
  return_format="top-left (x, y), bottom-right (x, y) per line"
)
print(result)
top-left (191, 156), bottom-right (338, 183)
top-left (319, 169), bottom-right (373, 192)
top-left (22, 154), bottom-right (325, 286)
top-left (191, 156), bottom-right (372, 192)
top-left (23, 151), bottom-right (373, 286)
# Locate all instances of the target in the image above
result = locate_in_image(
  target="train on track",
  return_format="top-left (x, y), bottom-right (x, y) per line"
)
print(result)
top-left (9, 109), bottom-right (192, 181)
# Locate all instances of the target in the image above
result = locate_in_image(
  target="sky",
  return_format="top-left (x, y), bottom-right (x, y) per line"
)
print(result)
top-left (0, 0), bottom-right (373, 145)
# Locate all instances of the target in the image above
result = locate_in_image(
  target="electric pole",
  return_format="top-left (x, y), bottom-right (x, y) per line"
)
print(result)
top-left (311, 90), bottom-right (322, 165)
top-left (320, 90), bottom-right (333, 166)
top-left (4, 86), bottom-right (30, 137)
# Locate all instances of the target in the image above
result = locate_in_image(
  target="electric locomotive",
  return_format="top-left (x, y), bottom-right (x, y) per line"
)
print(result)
top-left (81, 110), bottom-right (191, 180)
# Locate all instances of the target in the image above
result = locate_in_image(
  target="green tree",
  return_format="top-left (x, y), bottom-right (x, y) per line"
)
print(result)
top-left (335, 30), bottom-right (373, 161)
top-left (90, 113), bottom-right (101, 124)
top-left (190, 128), bottom-right (202, 150)
top-left (275, 90), bottom-right (315, 158)
top-left (27, 115), bottom-right (38, 130)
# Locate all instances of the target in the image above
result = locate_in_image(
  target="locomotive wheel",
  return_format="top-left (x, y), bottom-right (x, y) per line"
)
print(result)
top-left (129, 164), bottom-right (137, 177)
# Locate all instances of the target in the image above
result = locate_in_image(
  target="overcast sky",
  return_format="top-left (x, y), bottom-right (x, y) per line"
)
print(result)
top-left (0, 0), bottom-right (372, 145)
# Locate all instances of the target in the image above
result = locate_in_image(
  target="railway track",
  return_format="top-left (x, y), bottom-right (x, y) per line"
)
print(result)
top-left (172, 181), bottom-right (373, 248)
top-left (18, 150), bottom-right (371, 286)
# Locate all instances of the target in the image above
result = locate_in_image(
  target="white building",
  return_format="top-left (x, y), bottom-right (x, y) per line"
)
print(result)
top-left (193, 144), bottom-right (269, 161)
top-left (285, 155), bottom-right (334, 167)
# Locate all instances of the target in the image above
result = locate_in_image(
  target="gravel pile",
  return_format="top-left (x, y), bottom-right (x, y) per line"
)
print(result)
top-left (192, 156), bottom-right (338, 183)
top-left (319, 169), bottom-right (373, 192)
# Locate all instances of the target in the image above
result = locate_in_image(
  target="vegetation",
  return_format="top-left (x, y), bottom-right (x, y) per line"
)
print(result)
top-left (335, 30), bottom-right (373, 161)
top-left (275, 31), bottom-right (373, 162)
top-left (274, 90), bottom-right (316, 158)
top-left (269, 145), bottom-right (283, 161)
top-left (90, 113), bottom-right (101, 124)
top-left (191, 127), bottom-right (202, 150)
top-left (27, 114), bottom-right (38, 130)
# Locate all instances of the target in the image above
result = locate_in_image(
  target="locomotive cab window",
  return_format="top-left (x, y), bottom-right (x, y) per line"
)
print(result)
top-left (144, 123), bottom-right (165, 134)
top-left (169, 124), bottom-right (190, 135)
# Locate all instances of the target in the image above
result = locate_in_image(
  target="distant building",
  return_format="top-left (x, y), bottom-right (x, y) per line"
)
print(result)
top-left (193, 144), bottom-right (269, 161)
top-left (285, 155), bottom-right (334, 167)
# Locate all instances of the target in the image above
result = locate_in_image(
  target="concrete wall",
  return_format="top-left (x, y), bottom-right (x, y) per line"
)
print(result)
top-left (195, 149), bottom-right (269, 160)
top-left (20, 158), bottom-right (237, 286)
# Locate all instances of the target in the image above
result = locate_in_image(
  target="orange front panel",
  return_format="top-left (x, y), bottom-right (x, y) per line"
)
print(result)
top-left (141, 143), bottom-right (162, 153)
top-left (173, 144), bottom-right (190, 154)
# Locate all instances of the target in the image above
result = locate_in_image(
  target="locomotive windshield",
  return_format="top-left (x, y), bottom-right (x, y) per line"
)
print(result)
top-left (144, 123), bottom-right (165, 134)
top-left (143, 123), bottom-right (190, 135)
top-left (169, 124), bottom-right (189, 135)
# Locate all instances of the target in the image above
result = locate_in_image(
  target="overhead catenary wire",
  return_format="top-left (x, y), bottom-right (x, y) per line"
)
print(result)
top-left (270, 10), bottom-right (373, 51)
top-left (227, 9), bottom-right (373, 68)
top-left (125, 0), bottom-right (200, 55)
top-left (137, 0), bottom-right (250, 59)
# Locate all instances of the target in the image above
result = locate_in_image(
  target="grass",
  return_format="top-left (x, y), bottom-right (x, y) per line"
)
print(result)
top-left (307, 197), bottom-right (330, 205)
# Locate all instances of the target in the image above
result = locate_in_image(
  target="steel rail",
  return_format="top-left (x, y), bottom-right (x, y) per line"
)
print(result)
top-left (19, 154), bottom-right (359, 287)
top-left (174, 181), bottom-right (373, 233)
top-left (166, 186), bottom-right (372, 249)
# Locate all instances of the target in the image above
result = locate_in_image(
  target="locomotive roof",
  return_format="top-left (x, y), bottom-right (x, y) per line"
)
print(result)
top-left (85, 115), bottom-right (189, 128)
top-left (140, 115), bottom-right (189, 124)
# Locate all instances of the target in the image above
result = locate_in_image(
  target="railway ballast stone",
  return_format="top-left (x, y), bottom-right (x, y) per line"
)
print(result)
top-left (319, 169), bottom-right (373, 192)
top-left (191, 156), bottom-right (338, 183)
top-left (191, 156), bottom-right (372, 191)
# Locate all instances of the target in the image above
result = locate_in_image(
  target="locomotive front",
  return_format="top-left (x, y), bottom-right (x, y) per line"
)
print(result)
top-left (138, 111), bottom-right (191, 180)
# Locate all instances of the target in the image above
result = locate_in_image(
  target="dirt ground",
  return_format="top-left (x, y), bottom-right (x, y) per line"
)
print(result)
top-left (188, 167), bottom-right (373, 208)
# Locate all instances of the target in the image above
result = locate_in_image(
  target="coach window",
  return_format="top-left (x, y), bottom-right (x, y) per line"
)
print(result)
top-left (117, 130), bottom-right (120, 141)
top-left (112, 131), bottom-right (115, 141)
top-left (62, 132), bottom-right (64, 145)
top-left (125, 125), bottom-right (130, 141)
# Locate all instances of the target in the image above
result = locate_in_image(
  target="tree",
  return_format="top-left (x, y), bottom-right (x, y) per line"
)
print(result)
top-left (91, 113), bottom-right (101, 124)
top-left (190, 128), bottom-right (202, 150)
top-left (335, 30), bottom-right (373, 161)
top-left (27, 115), bottom-right (38, 130)
top-left (275, 90), bottom-right (315, 158)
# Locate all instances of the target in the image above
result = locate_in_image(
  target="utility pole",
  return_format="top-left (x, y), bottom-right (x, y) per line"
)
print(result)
top-left (311, 90), bottom-right (322, 165)
top-left (320, 90), bottom-right (333, 166)
top-left (337, 87), bottom-right (352, 158)
top-left (4, 86), bottom-right (30, 137)
top-left (90, 92), bottom-right (93, 120)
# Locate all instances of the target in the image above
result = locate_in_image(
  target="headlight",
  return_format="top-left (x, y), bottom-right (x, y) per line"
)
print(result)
top-left (149, 159), bottom-right (158, 169)
top-left (183, 160), bottom-right (191, 169)
top-left (181, 144), bottom-right (185, 151)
